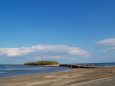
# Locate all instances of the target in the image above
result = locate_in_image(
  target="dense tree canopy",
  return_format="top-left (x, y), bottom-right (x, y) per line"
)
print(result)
top-left (24, 61), bottom-right (59, 65)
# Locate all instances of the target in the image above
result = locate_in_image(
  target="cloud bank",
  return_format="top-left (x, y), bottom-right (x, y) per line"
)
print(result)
top-left (96, 38), bottom-right (115, 52)
top-left (0, 45), bottom-right (90, 59)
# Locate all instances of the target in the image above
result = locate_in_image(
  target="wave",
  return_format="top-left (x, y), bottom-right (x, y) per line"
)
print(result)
top-left (0, 72), bottom-right (6, 73)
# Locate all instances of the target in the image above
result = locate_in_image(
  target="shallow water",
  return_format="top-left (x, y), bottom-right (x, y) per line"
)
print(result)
top-left (0, 65), bottom-right (72, 77)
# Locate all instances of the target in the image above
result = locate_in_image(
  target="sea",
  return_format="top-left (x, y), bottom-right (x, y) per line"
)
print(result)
top-left (0, 62), bottom-right (115, 77)
top-left (0, 65), bottom-right (72, 77)
top-left (83, 62), bottom-right (115, 66)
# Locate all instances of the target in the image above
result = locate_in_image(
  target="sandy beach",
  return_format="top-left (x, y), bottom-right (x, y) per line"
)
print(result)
top-left (0, 67), bottom-right (115, 86)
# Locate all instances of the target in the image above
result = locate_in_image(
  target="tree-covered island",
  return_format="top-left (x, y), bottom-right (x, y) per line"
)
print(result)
top-left (24, 61), bottom-right (59, 65)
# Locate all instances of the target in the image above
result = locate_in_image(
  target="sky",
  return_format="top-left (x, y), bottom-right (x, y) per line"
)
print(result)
top-left (0, 0), bottom-right (115, 64)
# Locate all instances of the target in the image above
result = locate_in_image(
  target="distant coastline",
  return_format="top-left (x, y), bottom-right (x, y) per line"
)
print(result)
top-left (1, 62), bottom-right (115, 67)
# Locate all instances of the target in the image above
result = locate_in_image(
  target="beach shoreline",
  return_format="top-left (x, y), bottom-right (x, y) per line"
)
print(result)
top-left (0, 66), bottom-right (115, 86)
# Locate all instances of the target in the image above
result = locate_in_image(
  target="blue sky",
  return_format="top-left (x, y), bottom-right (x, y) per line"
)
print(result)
top-left (0, 0), bottom-right (115, 64)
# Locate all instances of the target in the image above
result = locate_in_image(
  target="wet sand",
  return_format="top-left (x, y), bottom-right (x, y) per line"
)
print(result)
top-left (68, 76), bottom-right (115, 86)
top-left (0, 67), bottom-right (115, 86)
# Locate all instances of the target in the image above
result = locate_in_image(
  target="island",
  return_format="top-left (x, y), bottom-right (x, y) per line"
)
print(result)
top-left (24, 60), bottom-right (59, 66)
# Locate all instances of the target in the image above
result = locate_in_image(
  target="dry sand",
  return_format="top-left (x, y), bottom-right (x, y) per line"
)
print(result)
top-left (0, 67), bottom-right (115, 86)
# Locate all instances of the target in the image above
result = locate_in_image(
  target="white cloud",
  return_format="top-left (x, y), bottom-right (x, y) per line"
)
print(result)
top-left (0, 48), bottom-right (33, 56)
top-left (46, 56), bottom-right (74, 59)
top-left (96, 38), bottom-right (115, 46)
top-left (0, 45), bottom-right (89, 58)
top-left (96, 38), bottom-right (115, 51)
top-left (32, 56), bottom-right (73, 61)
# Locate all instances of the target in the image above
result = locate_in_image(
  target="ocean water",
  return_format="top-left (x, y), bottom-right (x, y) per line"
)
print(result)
top-left (0, 62), bottom-right (114, 77)
top-left (85, 62), bottom-right (115, 66)
top-left (73, 62), bottom-right (115, 66)
top-left (0, 65), bottom-right (72, 77)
